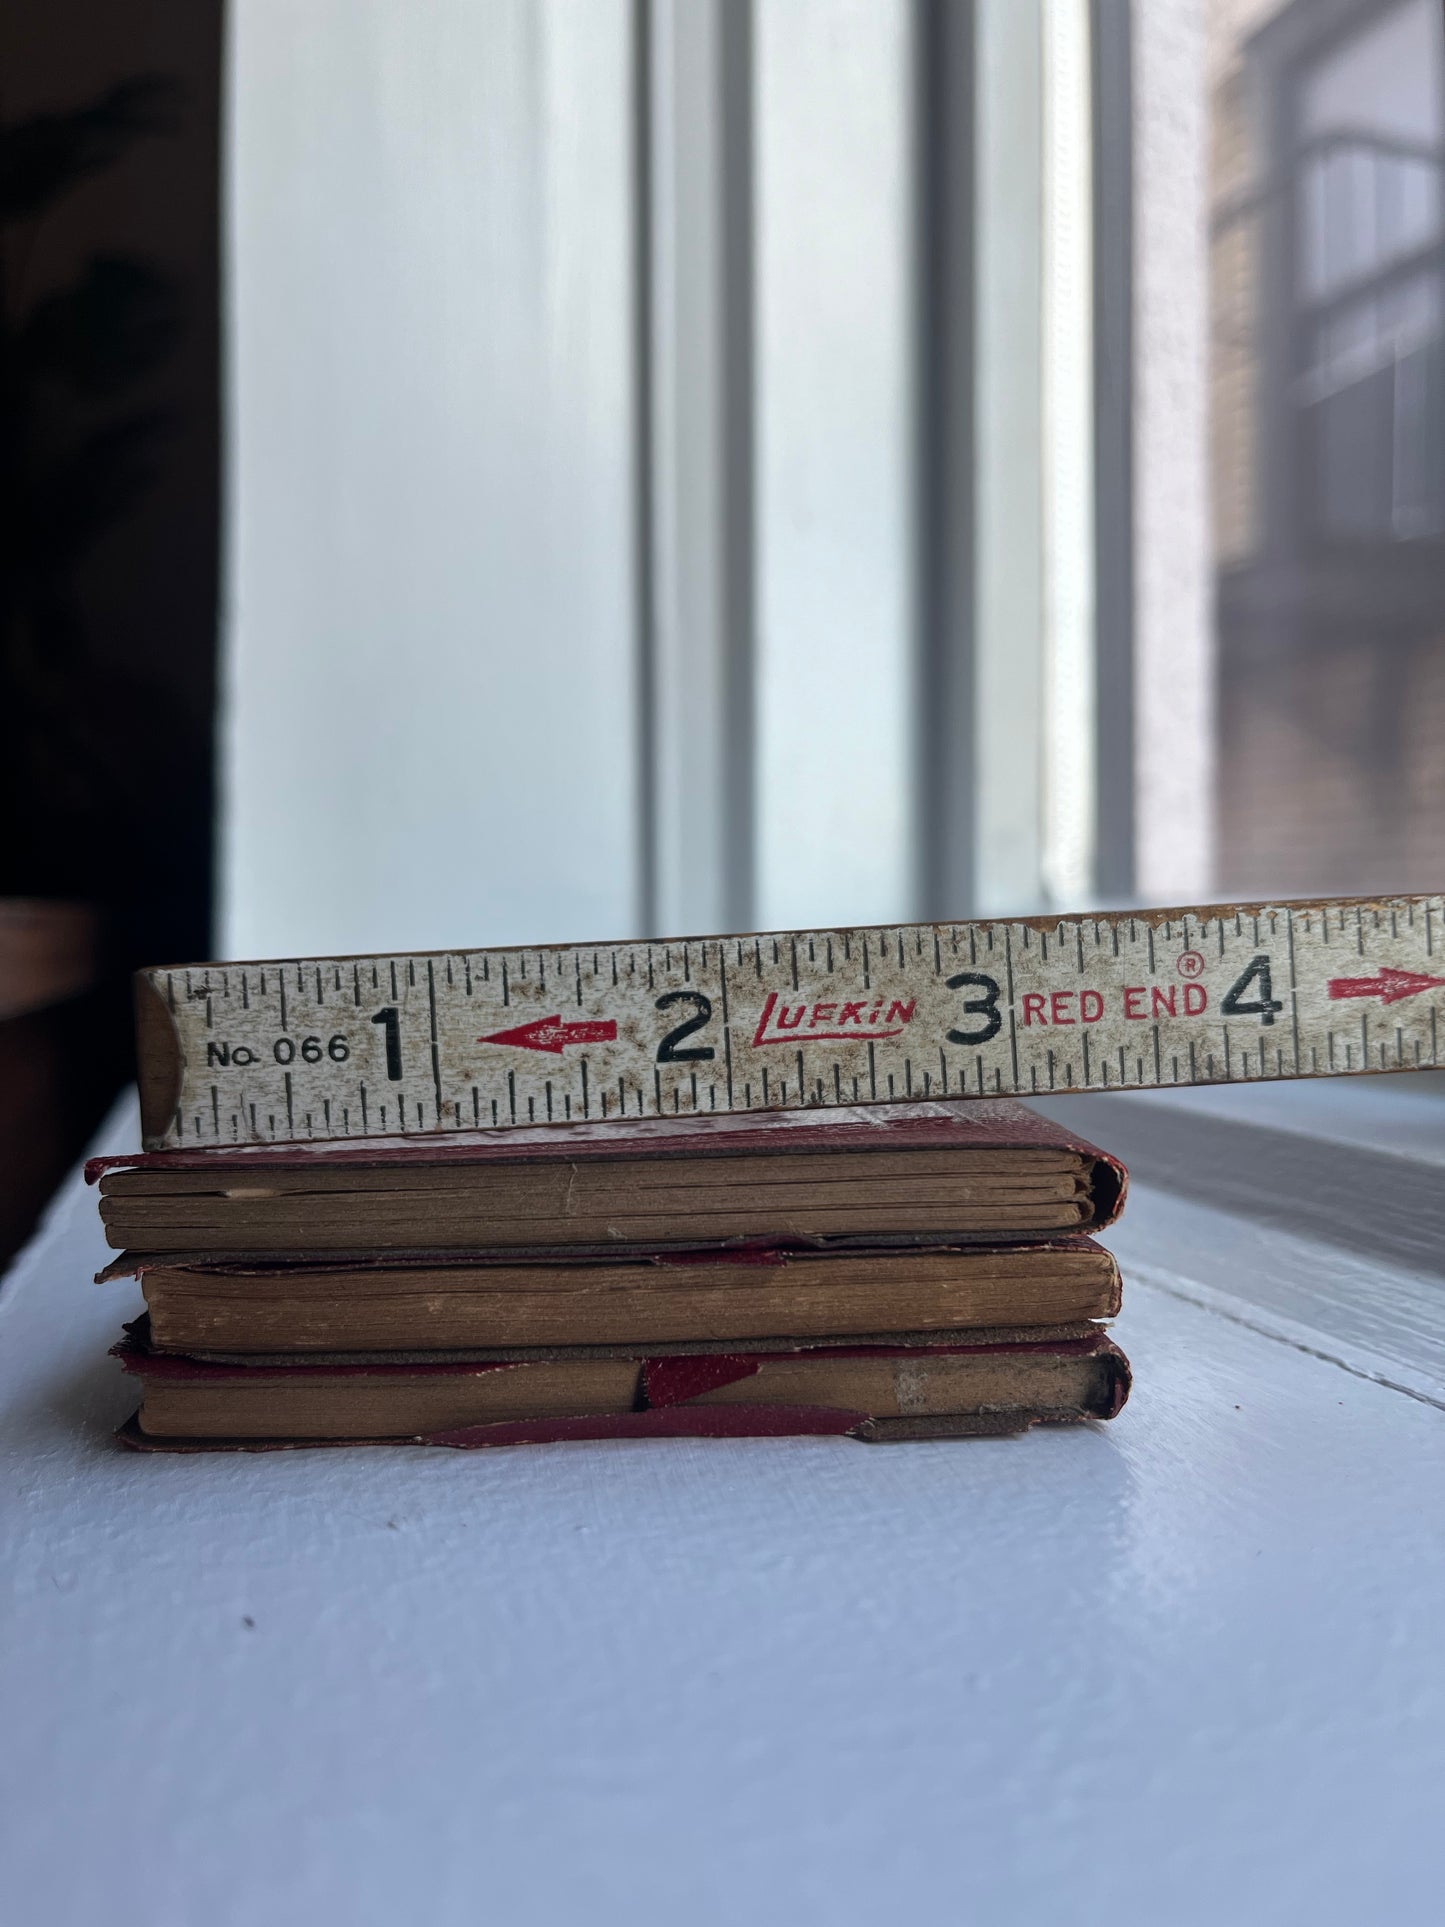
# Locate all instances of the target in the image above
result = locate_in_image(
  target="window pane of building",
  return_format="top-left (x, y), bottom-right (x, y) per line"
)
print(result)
top-left (1210, 0), bottom-right (1445, 896)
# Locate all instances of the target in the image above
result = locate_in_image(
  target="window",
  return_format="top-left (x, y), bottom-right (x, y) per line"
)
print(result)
top-left (1209, 0), bottom-right (1445, 896)
top-left (223, 1), bottom-right (1445, 958)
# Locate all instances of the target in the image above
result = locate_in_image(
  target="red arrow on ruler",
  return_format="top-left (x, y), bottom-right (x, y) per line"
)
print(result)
top-left (479, 1016), bottom-right (618, 1054)
top-left (1326, 967), bottom-right (1445, 1006)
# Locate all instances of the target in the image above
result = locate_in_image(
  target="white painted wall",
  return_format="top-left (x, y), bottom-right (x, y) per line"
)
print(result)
top-left (753, 0), bottom-right (916, 931)
top-left (973, 0), bottom-right (1098, 918)
top-left (223, 0), bottom-right (639, 960)
top-left (1132, 0), bottom-right (1215, 901)
top-left (223, 0), bottom-right (1146, 958)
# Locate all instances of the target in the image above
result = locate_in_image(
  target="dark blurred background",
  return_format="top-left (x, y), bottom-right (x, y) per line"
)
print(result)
top-left (1, 1), bottom-right (219, 1255)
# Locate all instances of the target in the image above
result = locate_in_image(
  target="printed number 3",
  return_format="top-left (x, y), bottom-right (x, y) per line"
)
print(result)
top-left (946, 971), bottom-right (1002, 1045)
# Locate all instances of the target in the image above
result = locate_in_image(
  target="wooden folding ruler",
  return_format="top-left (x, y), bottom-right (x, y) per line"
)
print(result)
top-left (135, 895), bottom-right (1445, 1150)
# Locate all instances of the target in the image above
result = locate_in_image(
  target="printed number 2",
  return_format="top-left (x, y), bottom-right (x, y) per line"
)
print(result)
top-left (946, 971), bottom-right (1002, 1045)
top-left (655, 990), bottom-right (716, 1063)
top-left (1221, 955), bottom-right (1284, 1027)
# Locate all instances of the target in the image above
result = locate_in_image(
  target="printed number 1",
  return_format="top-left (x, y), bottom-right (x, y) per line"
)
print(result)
top-left (371, 1005), bottom-right (404, 1078)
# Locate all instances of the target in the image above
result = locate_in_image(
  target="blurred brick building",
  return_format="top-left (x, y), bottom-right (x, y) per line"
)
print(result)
top-left (1209, 0), bottom-right (1445, 894)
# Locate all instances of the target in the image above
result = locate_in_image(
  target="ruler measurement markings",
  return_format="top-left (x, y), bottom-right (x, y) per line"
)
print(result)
top-left (142, 896), bottom-right (1445, 1147)
top-left (426, 960), bottom-right (443, 1121)
top-left (1003, 926), bottom-right (1020, 1089)
top-left (1285, 907), bottom-right (1302, 1073)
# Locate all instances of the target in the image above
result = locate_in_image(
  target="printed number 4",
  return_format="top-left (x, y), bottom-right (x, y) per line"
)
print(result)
top-left (1222, 955), bottom-right (1284, 1027)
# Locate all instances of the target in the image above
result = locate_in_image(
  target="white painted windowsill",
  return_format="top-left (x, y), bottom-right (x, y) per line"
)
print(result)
top-left (3, 1087), bottom-right (1443, 1927)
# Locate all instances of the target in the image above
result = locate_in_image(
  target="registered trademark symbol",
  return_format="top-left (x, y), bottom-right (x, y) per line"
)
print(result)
top-left (1176, 950), bottom-right (1205, 979)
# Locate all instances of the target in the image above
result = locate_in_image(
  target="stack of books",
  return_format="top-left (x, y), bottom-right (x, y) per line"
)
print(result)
top-left (93, 1102), bottom-right (1131, 1450)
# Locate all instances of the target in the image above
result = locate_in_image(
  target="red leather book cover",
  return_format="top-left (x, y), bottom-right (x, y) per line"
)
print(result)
top-left (87, 1097), bottom-right (1127, 1230)
top-left (112, 1328), bottom-right (1131, 1451)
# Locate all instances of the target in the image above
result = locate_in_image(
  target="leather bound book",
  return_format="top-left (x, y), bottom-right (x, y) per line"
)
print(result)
top-left (113, 1327), bottom-right (1132, 1449)
top-left (88, 1099), bottom-right (1126, 1257)
top-left (104, 1238), bottom-right (1121, 1357)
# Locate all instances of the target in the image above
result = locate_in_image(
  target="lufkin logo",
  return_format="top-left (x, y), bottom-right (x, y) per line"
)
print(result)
top-left (752, 990), bottom-right (917, 1048)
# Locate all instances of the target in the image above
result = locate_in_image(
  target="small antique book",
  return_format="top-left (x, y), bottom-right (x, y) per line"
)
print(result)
top-left (113, 1328), bottom-right (1132, 1449)
top-left (89, 1099), bottom-right (1126, 1258)
top-left (105, 1238), bottom-right (1121, 1357)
